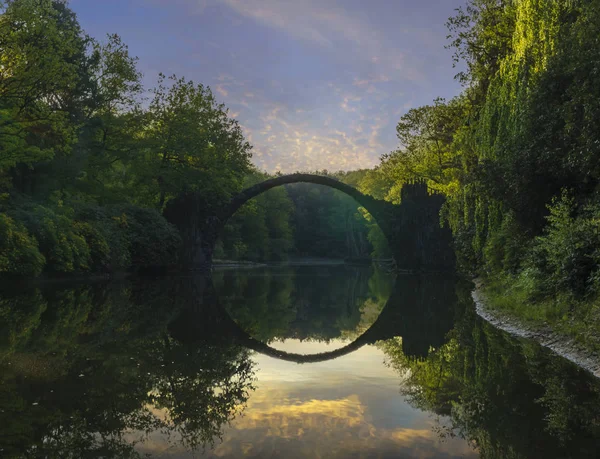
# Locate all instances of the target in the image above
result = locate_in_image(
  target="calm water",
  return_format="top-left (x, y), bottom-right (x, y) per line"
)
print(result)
top-left (2, 265), bottom-right (600, 458)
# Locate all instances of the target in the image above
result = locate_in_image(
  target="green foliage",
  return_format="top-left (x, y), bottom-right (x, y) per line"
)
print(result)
top-left (358, 97), bottom-right (468, 208)
top-left (134, 73), bottom-right (252, 209)
top-left (391, 97), bottom-right (468, 193)
top-left (73, 222), bottom-right (111, 272)
top-left (360, 208), bottom-right (390, 258)
top-left (217, 170), bottom-right (378, 263)
top-left (13, 205), bottom-right (92, 273)
top-left (286, 178), bottom-right (373, 260)
top-left (0, 213), bottom-right (45, 276)
top-left (446, 0), bottom-right (517, 89)
top-left (0, 0), bottom-right (88, 172)
top-left (362, 0), bottom-right (600, 332)
top-left (217, 171), bottom-right (295, 262)
top-left (482, 211), bottom-right (528, 275)
top-left (450, 0), bottom-right (600, 268)
top-left (0, 0), bottom-right (253, 277)
top-left (3, 201), bottom-right (180, 275)
top-left (112, 205), bottom-right (181, 269)
top-left (527, 193), bottom-right (600, 296)
top-left (72, 203), bottom-right (131, 269)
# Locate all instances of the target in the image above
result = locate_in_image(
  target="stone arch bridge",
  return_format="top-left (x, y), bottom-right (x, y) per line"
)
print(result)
top-left (165, 174), bottom-right (455, 273)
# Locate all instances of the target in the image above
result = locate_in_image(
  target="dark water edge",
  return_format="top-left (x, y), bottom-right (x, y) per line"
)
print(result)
top-left (473, 283), bottom-right (600, 378)
top-left (2, 267), bottom-right (600, 458)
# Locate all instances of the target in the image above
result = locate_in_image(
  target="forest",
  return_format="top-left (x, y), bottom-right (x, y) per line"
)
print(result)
top-left (0, 0), bottom-right (382, 277)
top-left (362, 0), bottom-right (600, 349)
top-left (2, 1), bottom-right (600, 344)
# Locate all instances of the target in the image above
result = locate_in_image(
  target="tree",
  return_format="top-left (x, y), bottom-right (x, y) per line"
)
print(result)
top-left (387, 97), bottom-right (468, 194)
top-left (75, 33), bottom-right (144, 202)
top-left (0, 0), bottom-right (90, 190)
top-left (446, 0), bottom-right (517, 93)
top-left (136, 74), bottom-right (251, 209)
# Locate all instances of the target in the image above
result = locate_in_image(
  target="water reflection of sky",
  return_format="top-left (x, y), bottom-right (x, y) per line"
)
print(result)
top-left (135, 340), bottom-right (478, 458)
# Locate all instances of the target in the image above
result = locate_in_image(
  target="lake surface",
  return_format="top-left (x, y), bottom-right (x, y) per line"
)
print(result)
top-left (2, 265), bottom-right (600, 458)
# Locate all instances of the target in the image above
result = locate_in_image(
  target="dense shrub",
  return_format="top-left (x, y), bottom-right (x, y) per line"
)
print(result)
top-left (12, 206), bottom-right (91, 273)
top-left (72, 204), bottom-right (131, 270)
top-left (2, 203), bottom-right (182, 277)
top-left (111, 205), bottom-right (181, 269)
top-left (527, 193), bottom-right (600, 297)
top-left (73, 222), bottom-right (111, 272)
top-left (75, 203), bottom-right (182, 271)
top-left (483, 212), bottom-right (529, 275)
top-left (0, 214), bottom-right (45, 276)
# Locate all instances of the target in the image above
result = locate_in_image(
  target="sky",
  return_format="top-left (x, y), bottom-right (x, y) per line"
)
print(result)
top-left (70, 0), bottom-right (466, 173)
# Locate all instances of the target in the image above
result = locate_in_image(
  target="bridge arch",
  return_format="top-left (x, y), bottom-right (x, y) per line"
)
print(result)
top-left (213, 173), bottom-right (395, 248)
top-left (164, 173), bottom-right (455, 272)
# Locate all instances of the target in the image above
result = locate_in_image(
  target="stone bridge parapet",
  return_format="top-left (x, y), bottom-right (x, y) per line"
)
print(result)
top-left (167, 174), bottom-right (455, 273)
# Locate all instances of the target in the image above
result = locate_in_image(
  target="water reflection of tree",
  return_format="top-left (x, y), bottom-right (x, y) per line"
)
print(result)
top-left (379, 282), bottom-right (600, 459)
top-left (0, 279), bottom-right (255, 458)
top-left (213, 268), bottom-right (297, 342)
top-left (214, 266), bottom-right (394, 343)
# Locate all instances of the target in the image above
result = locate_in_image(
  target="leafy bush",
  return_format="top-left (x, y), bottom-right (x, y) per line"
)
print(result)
top-left (111, 205), bottom-right (181, 269)
top-left (0, 214), bottom-right (45, 276)
top-left (73, 222), bottom-right (111, 272)
top-left (75, 203), bottom-right (181, 270)
top-left (12, 206), bottom-right (91, 273)
top-left (73, 204), bottom-right (131, 270)
top-left (483, 212), bottom-right (529, 275)
top-left (530, 192), bottom-right (600, 296)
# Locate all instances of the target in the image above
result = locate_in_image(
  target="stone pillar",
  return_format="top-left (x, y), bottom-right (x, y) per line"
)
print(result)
top-left (163, 192), bottom-right (219, 271)
top-left (389, 182), bottom-right (455, 273)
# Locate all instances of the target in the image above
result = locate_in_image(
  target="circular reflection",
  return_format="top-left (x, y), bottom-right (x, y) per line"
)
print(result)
top-left (201, 265), bottom-right (454, 362)
top-left (168, 266), bottom-right (457, 363)
top-left (214, 264), bottom-right (393, 354)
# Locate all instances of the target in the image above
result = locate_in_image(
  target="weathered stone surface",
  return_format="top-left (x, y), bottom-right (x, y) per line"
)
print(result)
top-left (185, 173), bottom-right (455, 272)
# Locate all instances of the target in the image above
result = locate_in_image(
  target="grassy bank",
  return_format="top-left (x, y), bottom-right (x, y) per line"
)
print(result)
top-left (480, 275), bottom-right (600, 355)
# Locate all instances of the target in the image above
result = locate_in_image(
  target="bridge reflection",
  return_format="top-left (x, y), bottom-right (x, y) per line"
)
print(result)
top-left (168, 273), bottom-right (458, 362)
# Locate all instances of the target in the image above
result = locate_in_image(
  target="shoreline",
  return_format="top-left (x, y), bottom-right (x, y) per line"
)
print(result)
top-left (472, 279), bottom-right (600, 378)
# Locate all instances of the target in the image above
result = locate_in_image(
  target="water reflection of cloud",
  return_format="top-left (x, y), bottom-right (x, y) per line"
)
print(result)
top-left (211, 390), bottom-right (476, 458)
top-left (134, 344), bottom-right (477, 458)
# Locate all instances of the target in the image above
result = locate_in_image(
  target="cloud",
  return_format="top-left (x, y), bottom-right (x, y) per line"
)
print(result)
top-left (212, 74), bottom-right (247, 99)
top-left (215, 84), bottom-right (229, 97)
top-left (214, 0), bottom-right (358, 48)
top-left (211, 389), bottom-right (478, 458)
top-left (210, 0), bottom-right (413, 79)
top-left (353, 74), bottom-right (391, 87)
top-left (175, 0), bottom-right (462, 173)
top-left (214, 82), bottom-right (399, 172)
top-left (340, 95), bottom-right (361, 113)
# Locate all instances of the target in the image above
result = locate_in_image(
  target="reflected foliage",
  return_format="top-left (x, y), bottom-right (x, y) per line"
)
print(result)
top-left (5, 270), bottom-right (600, 458)
top-left (0, 277), bottom-right (255, 458)
top-left (214, 265), bottom-right (394, 344)
top-left (380, 281), bottom-right (600, 459)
